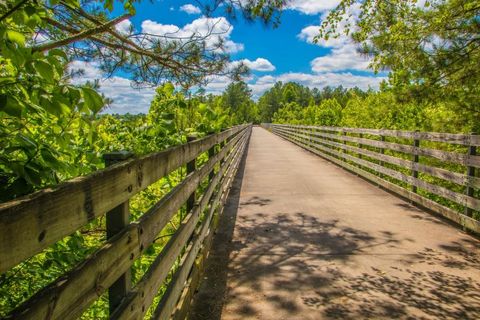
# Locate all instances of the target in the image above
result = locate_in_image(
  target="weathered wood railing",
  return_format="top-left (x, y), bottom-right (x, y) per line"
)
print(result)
top-left (265, 124), bottom-right (480, 234)
top-left (0, 124), bottom-right (251, 319)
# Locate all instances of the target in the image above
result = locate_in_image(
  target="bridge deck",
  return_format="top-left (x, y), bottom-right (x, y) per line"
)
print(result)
top-left (189, 127), bottom-right (480, 319)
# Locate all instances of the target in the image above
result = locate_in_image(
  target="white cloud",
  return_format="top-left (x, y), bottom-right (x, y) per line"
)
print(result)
top-left (67, 60), bottom-right (385, 113)
top-left (202, 75), bottom-right (233, 95)
top-left (200, 71), bottom-right (385, 99)
top-left (298, 3), bottom-right (371, 73)
top-left (310, 45), bottom-right (370, 72)
top-left (141, 17), bottom-right (243, 54)
top-left (231, 58), bottom-right (276, 72)
top-left (180, 4), bottom-right (202, 14)
top-left (115, 19), bottom-right (132, 35)
top-left (298, 25), bottom-right (348, 48)
top-left (287, 0), bottom-right (340, 14)
top-left (68, 61), bottom-right (156, 114)
top-left (249, 72), bottom-right (385, 97)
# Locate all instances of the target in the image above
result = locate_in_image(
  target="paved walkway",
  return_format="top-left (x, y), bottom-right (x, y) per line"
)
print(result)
top-left (189, 126), bottom-right (480, 320)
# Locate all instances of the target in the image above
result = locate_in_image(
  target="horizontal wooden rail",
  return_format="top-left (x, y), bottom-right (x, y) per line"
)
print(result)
top-left (265, 124), bottom-right (480, 234)
top-left (1, 125), bottom-right (251, 319)
top-left (0, 125), bottom-right (246, 274)
top-left (282, 124), bottom-right (480, 146)
top-left (290, 127), bottom-right (480, 168)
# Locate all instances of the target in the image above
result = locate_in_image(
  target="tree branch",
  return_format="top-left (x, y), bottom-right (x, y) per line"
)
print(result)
top-left (0, 0), bottom-right (29, 22)
top-left (32, 14), bottom-right (131, 52)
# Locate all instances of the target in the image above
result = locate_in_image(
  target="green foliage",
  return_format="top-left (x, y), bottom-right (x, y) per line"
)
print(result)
top-left (0, 81), bottom-right (241, 317)
top-left (271, 83), bottom-right (476, 134)
top-left (221, 80), bottom-right (259, 123)
top-left (320, 0), bottom-right (480, 115)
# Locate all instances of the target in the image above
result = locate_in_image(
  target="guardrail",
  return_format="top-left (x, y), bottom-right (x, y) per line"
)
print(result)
top-left (265, 124), bottom-right (479, 234)
top-left (0, 124), bottom-right (251, 319)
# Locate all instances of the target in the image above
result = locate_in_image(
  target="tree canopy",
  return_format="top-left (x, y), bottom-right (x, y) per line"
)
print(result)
top-left (319, 0), bottom-right (480, 113)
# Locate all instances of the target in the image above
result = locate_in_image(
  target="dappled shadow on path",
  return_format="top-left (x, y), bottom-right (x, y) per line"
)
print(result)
top-left (189, 175), bottom-right (480, 320)
top-left (225, 211), bottom-right (480, 319)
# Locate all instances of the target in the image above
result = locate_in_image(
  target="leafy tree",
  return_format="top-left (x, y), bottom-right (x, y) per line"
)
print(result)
top-left (319, 0), bottom-right (480, 118)
top-left (221, 80), bottom-right (258, 123)
top-left (258, 81), bottom-right (284, 122)
top-left (0, 0), bottom-right (286, 200)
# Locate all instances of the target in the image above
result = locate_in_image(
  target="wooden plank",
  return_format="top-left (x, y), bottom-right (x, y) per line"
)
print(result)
top-left (171, 138), bottom-right (244, 320)
top-left (171, 127), bottom-right (248, 320)
top-left (103, 152), bottom-right (134, 314)
top-left (163, 128), bottom-right (249, 320)
top-left (278, 128), bottom-right (480, 211)
top-left (272, 128), bottom-right (480, 234)
top-left (5, 224), bottom-right (141, 320)
top-left (278, 126), bottom-right (480, 168)
top-left (287, 129), bottom-right (478, 188)
top-left (273, 124), bottom-right (480, 146)
top-left (0, 125), bottom-right (248, 274)
top-left (5, 128), bottom-right (250, 320)
top-left (110, 131), bottom-right (249, 320)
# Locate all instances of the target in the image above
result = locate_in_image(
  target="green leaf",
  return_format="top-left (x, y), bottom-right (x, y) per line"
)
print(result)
top-left (0, 95), bottom-right (23, 117)
top-left (6, 30), bottom-right (25, 46)
top-left (24, 166), bottom-right (42, 186)
top-left (34, 60), bottom-right (55, 83)
top-left (48, 48), bottom-right (68, 61)
top-left (82, 87), bottom-right (104, 113)
top-left (41, 148), bottom-right (63, 170)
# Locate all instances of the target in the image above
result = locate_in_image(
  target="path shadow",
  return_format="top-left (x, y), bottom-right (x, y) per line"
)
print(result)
top-left (188, 136), bottom-right (250, 320)
top-left (188, 134), bottom-right (480, 319)
top-left (190, 202), bottom-right (480, 319)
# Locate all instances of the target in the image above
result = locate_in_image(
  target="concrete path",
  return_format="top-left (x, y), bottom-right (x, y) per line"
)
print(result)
top-left (189, 126), bottom-right (480, 320)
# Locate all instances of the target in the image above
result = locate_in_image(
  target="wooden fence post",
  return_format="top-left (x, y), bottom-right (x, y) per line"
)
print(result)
top-left (208, 132), bottom-right (216, 183)
top-left (186, 135), bottom-right (197, 215)
top-left (465, 133), bottom-right (477, 216)
top-left (103, 151), bottom-right (134, 315)
top-left (412, 131), bottom-right (420, 193)
top-left (358, 133), bottom-right (363, 159)
top-left (379, 134), bottom-right (385, 179)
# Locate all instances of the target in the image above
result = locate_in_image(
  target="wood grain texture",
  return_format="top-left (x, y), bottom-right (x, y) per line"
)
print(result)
top-left (271, 125), bottom-right (480, 234)
top-left (0, 125), bottom-right (248, 275)
top-left (274, 124), bottom-right (480, 146)
top-left (4, 127), bottom-right (251, 320)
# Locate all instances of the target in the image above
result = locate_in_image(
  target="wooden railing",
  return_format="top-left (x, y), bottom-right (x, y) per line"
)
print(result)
top-left (0, 124), bottom-right (251, 319)
top-left (265, 124), bottom-right (480, 234)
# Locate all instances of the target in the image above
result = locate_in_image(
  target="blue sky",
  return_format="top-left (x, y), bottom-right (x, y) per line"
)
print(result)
top-left (71, 0), bottom-right (386, 114)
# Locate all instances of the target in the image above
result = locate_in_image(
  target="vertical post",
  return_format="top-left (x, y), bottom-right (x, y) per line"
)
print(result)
top-left (310, 126), bottom-right (314, 148)
top-left (465, 133), bottom-right (477, 216)
top-left (220, 140), bottom-right (226, 166)
top-left (380, 135), bottom-right (385, 161)
top-left (358, 133), bottom-right (363, 159)
top-left (342, 130), bottom-right (347, 160)
top-left (208, 132), bottom-right (216, 183)
top-left (186, 134), bottom-right (197, 215)
top-left (103, 151), bottom-right (134, 315)
top-left (379, 134), bottom-right (385, 179)
top-left (412, 131), bottom-right (420, 193)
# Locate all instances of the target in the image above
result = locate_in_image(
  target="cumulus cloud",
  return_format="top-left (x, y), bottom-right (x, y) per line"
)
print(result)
top-left (141, 17), bottom-right (244, 53)
top-left (310, 45), bottom-right (370, 72)
top-left (287, 0), bottom-right (340, 14)
top-left (297, 3), bottom-right (372, 73)
top-left (68, 60), bottom-right (385, 112)
top-left (248, 72), bottom-right (385, 97)
top-left (115, 19), bottom-right (132, 34)
top-left (243, 58), bottom-right (276, 71)
top-left (231, 58), bottom-right (276, 72)
top-left (68, 61), bottom-right (156, 114)
top-left (180, 4), bottom-right (202, 14)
